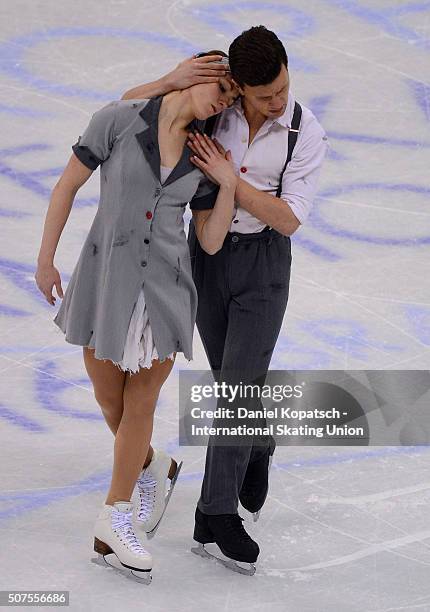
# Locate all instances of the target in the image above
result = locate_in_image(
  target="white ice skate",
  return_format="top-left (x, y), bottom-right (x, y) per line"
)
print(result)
top-left (134, 448), bottom-right (183, 538)
top-left (92, 500), bottom-right (152, 584)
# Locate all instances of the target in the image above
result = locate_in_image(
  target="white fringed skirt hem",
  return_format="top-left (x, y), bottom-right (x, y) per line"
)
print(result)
top-left (111, 287), bottom-right (175, 375)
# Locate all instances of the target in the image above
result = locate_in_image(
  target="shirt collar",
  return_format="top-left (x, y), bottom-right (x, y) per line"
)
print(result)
top-left (230, 91), bottom-right (296, 129)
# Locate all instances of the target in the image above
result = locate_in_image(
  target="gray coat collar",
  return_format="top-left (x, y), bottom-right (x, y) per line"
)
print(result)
top-left (135, 95), bottom-right (204, 187)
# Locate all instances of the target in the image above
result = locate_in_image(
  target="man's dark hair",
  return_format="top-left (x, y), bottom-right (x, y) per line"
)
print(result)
top-left (228, 25), bottom-right (288, 88)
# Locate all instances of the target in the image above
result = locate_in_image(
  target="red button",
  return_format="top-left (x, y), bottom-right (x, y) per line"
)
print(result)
top-left (240, 166), bottom-right (247, 173)
top-left (146, 211), bottom-right (153, 219)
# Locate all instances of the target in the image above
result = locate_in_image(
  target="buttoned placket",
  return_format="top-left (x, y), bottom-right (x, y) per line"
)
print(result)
top-left (140, 183), bottom-right (164, 268)
top-left (135, 95), bottom-right (203, 271)
top-left (231, 111), bottom-right (278, 232)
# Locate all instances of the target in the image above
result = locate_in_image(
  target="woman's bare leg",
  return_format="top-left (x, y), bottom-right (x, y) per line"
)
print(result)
top-left (83, 346), bottom-right (126, 434)
top-left (105, 356), bottom-right (175, 505)
top-left (83, 347), bottom-right (165, 467)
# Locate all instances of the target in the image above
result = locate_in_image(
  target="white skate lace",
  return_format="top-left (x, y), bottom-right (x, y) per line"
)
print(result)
top-left (137, 474), bottom-right (158, 521)
top-left (111, 509), bottom-right (148, 554)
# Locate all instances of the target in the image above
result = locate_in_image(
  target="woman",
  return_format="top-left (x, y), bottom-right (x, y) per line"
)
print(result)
top-left (35, 50), bottom-right (239, 582)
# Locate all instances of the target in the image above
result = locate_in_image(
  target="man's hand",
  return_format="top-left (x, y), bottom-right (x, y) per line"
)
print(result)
top-left (122, 54), bottom-right (230, 99)
top-left (164, 54), bottom-right (228, 90)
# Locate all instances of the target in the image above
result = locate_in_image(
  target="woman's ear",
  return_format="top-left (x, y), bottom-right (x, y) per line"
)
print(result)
top-left (232, 80), bottom-right (244, 96)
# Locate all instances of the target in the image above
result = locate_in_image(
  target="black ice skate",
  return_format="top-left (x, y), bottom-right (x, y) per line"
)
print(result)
top-left (191, 507), bottom-right (259, 576)
top-left (239, 437), bottom-right (276, 522)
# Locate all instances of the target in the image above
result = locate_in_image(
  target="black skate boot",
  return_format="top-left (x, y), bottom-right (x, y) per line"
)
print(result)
top-left (239, 437), bottom-right (276, 521)
top-left (191, 507), bottom-right (259, 575)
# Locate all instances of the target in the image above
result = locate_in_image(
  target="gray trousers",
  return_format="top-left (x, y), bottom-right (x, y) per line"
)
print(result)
top-left (187, 221), bottom-right (292, 514)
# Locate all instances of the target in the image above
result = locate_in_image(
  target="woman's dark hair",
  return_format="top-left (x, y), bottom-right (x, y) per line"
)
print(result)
top-left (195, 49), bottom-right (228, 59)
top-left (228, 26), bottom-right (288, 88)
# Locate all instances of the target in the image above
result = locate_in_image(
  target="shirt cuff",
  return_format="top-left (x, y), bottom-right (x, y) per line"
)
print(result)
top-left (280, 196), bottom-right (309, 224)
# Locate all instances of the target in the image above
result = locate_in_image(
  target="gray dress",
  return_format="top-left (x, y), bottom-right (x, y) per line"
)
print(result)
top-left (53, 96), bottom-right (219, 364)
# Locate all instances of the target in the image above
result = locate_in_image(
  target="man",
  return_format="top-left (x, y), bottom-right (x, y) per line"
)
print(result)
top-left (122, 25), bottom-right (328, 573)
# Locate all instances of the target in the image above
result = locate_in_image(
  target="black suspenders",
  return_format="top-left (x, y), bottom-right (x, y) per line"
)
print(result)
top-left (276, 101), bottom-right (302, 198)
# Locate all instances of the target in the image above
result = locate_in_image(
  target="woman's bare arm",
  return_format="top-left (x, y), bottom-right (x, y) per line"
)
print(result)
top-left (192, 182), bottom-right (236, 255)
top-left (35, 154), bottom-right (93, 304)
top-left (188, 134), bottom-right (238, 255)
top-left (121, 54), bottom-right (227, 100)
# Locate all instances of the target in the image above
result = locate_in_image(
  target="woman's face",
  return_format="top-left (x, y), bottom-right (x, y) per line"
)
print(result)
top-left (189, 76), bottom-right (240, 120)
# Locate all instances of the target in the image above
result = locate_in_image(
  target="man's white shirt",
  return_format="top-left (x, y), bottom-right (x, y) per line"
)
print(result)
top-left (211, 91), bottom-right (329, 232)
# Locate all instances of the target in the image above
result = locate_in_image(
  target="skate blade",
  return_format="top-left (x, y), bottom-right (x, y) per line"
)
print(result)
top-left (146, 460), bottom-right (183, 539)
top-left (251, 454), bottom-right (274, 523)
top-left (191, 543), bottom-right (256, 576)
top-left (91, 553), bottom-right (152, 584)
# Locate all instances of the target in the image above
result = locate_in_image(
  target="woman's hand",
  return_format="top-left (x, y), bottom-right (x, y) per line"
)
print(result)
top-left (35, 263), bottom-right (64, 306)
top-left (187, 132), bottom-right (237, 189)
top-left (164, 55), bottom-right (228, 90)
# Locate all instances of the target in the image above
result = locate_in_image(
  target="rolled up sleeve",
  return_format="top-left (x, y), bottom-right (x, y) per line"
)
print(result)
top-left (280, 117), bottom-right (329, 224)
top-left (189, 174), bottom-right (220, 210)
top-left (72, 101), bottom-right (119, 170)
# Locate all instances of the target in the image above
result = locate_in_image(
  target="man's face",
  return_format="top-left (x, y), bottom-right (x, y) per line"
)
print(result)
top-left (238, 64), bottom-right (289, 119)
